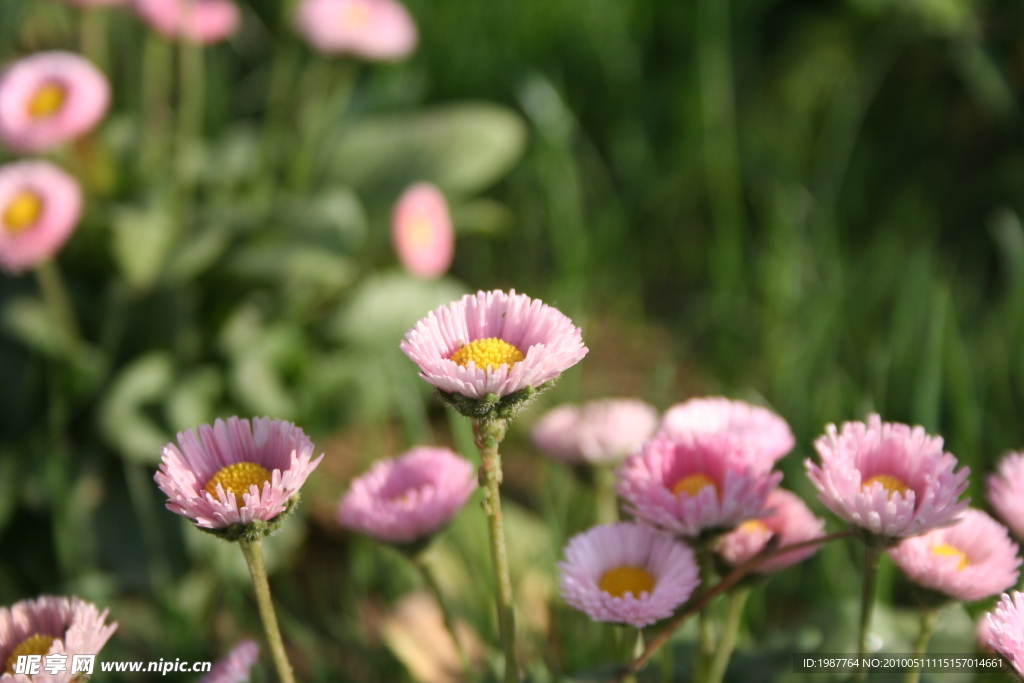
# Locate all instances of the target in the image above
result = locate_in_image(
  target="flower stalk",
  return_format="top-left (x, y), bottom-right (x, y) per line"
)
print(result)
top-left (706, 585), bottom-right (751, 683)
top-left (239, 537), bottom-right (296, 683)
top-left (854, 544), bottom-right (882, 683)
top-left (903, 608), bottom-right (940, 683)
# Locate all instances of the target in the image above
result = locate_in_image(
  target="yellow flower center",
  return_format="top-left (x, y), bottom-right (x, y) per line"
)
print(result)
top-left (341, 2), bottom-right (371, 28)
top-left (406, 214), bottom-right (434, 250)
top-left (3, 191), bottom-right (43, 235)
top-left (671, 473), bottom-right (718, 498)
top-left (27, 83), bottom-right (66, 119)
top-left (598, 565), bottom-right (656, 599)
top-left (449, 338), bottom-right (525, 370)
top-left (204, 462), bottom-right (272, 499)
top-left (5, 634), bottom-right (55, 674)
top-left (862, 474), bottom-right (911, 497)
top-left (738, 519), bottom-right (771, 535)
top-left (931, 542), bottom-right (969, 571)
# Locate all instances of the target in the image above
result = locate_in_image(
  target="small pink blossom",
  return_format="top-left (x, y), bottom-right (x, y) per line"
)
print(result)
top-left (199, 640), bottom-right (259, 683)
top-left (154, 417), bottom-right (323, 530)
top-left (805, 414), bottom-right (969, 542)
top-left (715, 489), bottom-right (826, 573)
top-left (532, 398), bottom-right (659, 465)
top-left (295, 0), bottom-right (418, 60)
top-left (616, 432), bottom-right (782, 538)
top-left (0, 51), bottom-right (110, 153)
top-left (0, 161), bottom-right (82, 275)
top-left (988, 452), bottom-right (1024, 541)
top-left (133, 0), bottom-right (241, 44)
top-left (988, 591), bottom-right (1024, 677)
top-left (391, 183), bottom-right (454, 280)
top-left (559, 522), bottom-right (700, 628)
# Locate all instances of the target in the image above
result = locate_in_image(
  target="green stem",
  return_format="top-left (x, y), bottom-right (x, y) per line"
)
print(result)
top-left (238, 538), bottom-right (296, 683)
top-left (35, 260), bottom-right (81, 355)
top-left (854, 545), bottom-right (882, 683)
top-left (695, 546), bottom-right (719, 683)
top-left (706, 586), bottom-right (751, 683)
top-left (286, 59), bottom-right (357, 190)
top-left (903, 608), bottom-right (940, 683)
top-left (619, 628), bottom-right (642, 683)
top-left (594, 465), bottom-right (619, 524)
top-left (175, 37), bottom-right (205, 223)
top-left (414, 555), bottom-right (472, 680)
top-left (80, 7), bottom-right (107, 72)
top-left (140, 34), bottom-right (173, 179)
top-left (472, 418), bottom-right (519, 683)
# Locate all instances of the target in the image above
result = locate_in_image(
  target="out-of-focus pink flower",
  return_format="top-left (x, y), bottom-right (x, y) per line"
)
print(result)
top-left (59, 0), bottom-right (127, 6)
top-left (337, 446), bottom-right (476, 544)
top-left (0, 161), bottom-right (82, 275)
top-left (617, 432), bottom-right (782, 538)
top-left (887, 509), bottom-right (1020, 602)
top-left (988, 591), bottom-right (1024, 677)
top-left (155, 417), bottom-right (323, 530)
top-left (0, 596), bottom-right (116, 683)
top-left (295, 0), bottom-right (418, 60)
top-left (532, 398), bottom-right (659, 465)
top-left (0, 51), bottom-right (110, 153)
top-left (715, 489), bottom-right (826, 573)
top-left (660, 397), bottom-right (794, 471)
top-left (805, 414), bottom-right (969, 543)
top-left (401, 290), bottom-right (587, 401)
top-left (391, 183), bottom-right (454, 280)
top-left (133, 0), bottom-right (241, 44)
top-left (199, 640), bottom-right (259, 683)
top-left (559, 522), bottom-right (700, 628)
top-left (988, 452), bottom-right (1024, 541)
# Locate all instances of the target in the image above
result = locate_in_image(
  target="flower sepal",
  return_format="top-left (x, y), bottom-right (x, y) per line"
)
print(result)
top-left (854, 526), bottom-right (902, 551)
top-left (437, 381), bottom-right (551, 420)
top-left (197, 495), bottom-right (300, 543)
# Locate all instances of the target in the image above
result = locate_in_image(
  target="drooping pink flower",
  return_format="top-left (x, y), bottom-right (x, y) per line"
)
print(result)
top-left (660, 397), bottom-right (794, 471)
top-left (337, 446), bottom-right (476, 544)
top-left (133, 0), bottom-right (241, 44)
top-left (988, 591), bottom-right (1024, 677)
top-left (559, 522), bottom-right (700, 628)
top-left (401, 290), bottom-right (588, 401)
top-left (295, 0), bottom-right (418, 61)
top-left (391, 183), bottom-right (454, 280)
top-left (532, 399), bottom-right (659, 465)
top-left (0, 161), bottom-right (82, 275)
top-left (154, 417), bottom-right (323, 530)
top-left (886, 509), bottom-right (1020, 602)
top-left (199, 640), bottom-right (259, 683)
top-left (0, 51), bottom-right (110, 153)
top-left (805, 414), bottom-right (969, 542)
top-left (988, 452), bottom-right (1024, 541)
top-left (617, 432), bottom-right (782, 538)
top-left (0, 596), bottom-right (116, 683)
top-left (715, 489), bottom-right (826, 573)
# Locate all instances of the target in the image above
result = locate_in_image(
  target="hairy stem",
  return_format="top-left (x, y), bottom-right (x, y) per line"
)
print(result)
top-left (238, 538), bottom-right (296, 683)
top-left (854, 545), bottom-right (882, 683)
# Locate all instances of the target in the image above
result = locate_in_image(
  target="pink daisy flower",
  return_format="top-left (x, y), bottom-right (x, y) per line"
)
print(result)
top-left (978, 614), bottom-right (995, 653)
top-left (199, 640), bottom-right (259, 683)
top-left (0, 595), bottom-right (116, 683)
top-left (715, 489), bottom-right (826, 573)
top-left (532, 398), bottom-right (659, 465)
top-left (154, 417), bottom-right (324, 531)
top-left (988, 591), bottom-right (1024, 677)
top-left (337, 446), bottom-right (476, 544)
top-left (887, 509), bottom-right (1020, 602)
top-left (0, 161), bottom-right (82, 275)
top-left (133, 0), bottom-right (242, 45)
top-left (988, 452), bottom-right (1024, 541)
top-left (805, 414), bottom-right (969, 543)
top-left (616, 432), bottom-right (782, 538)
top-left (295, 0), bottom-right (418, 61)
top-left (559, 522), bottom-right (700, 628)
top-left (391, 183), bottom-right (454, 280)
top-left (660, 397), bottom-right (795, 471)
top-left (400, 290), bottom-right (588, 404)
top-left (0, 51), bottom-right (110, 153)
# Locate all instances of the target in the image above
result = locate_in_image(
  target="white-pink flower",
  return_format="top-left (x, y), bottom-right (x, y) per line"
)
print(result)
top-left (199, 640), bottom-right (258, 683)
top-left (0, 596), bottom-right (116, 683)
top-left (532, 398), bottom-right (659, 465)
top-left (660, 397), bottom-right (794, 471)
top-left (0, 51), bottom-right (110, 153)
top-left (887, 509), bottom-right (1020, 602)
top-left (295, 0), bottom-right (418, 60)
top-left (988, 452), bottom-right (1024, 541)
top-left (337, 446), bottom-right (476, 544)
top-left (0, 161), bottom-right (82, 275)
top-left (401, 290), bottom-right (588, 401)
top-left (559, 522), bottom-right (700, 628)
top-left (715, 489), bottom-right (826, 573)
top-left (154, 417), bottom-right (323, 530)
top-left (988, 591), bottom-right (1024, 677)
top-left (133, 0), bottom-right (241, 44)
top-left (391, 183), bottom-right (454, 280)
top-left (616, 432), bottom-right (782, 538)
top-left (805, 414), bottom-right (969, 542)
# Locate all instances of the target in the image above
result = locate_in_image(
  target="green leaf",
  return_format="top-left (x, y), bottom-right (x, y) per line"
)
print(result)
top-left (99, 352), bottom-right (174, 464)
top-left (111, 206), bottom-right (177, 292)
top-left (451, 198), bottom-right (515, 236)
top-left (3, 297), bottom-right (61, 356)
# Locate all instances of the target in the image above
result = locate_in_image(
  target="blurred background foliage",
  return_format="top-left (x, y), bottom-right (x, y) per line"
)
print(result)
top-left (1, 0), bottom-right (1024, 680)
